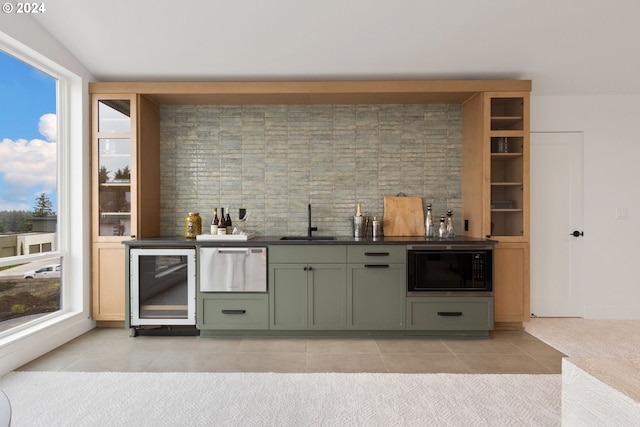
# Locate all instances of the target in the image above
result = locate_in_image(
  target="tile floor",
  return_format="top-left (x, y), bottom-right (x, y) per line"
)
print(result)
top-left (17, 328), bottom-right (565, 374)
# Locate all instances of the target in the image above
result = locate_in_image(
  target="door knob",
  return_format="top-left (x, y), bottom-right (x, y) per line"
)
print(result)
top-left (570, 230), bottom-right (584, 237)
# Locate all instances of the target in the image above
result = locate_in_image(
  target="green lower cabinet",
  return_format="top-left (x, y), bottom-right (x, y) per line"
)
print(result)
top-left (269, 264), bottom-right (308, 329)
top-left (347, 263), bottom-right (406, 330)
top-left (406, 297), bottom-right (494, 331)
top-left (269, 263), bottom-right (347, 330)
top-left (308, 264), bottom-right (347, 329)
top-left (198, 294), bottom-right (269, 330)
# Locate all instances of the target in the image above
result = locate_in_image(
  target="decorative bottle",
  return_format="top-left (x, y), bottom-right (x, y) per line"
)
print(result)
top-left (438, 215), bottom-right (446, 238)
top-left (225, 211), bottom-right (233, 235)
top-left (210, 208), bottom-right (219, 235)
top-left (218, 208), bottom-right (226, 235)
top-left (425, 203), bottom-right (434, 238)
top-left (446, 209), bottom-right (455, 238)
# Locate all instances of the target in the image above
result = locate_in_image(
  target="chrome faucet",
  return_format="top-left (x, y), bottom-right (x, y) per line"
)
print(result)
top-left (307, 203), bottom-right (317, 237)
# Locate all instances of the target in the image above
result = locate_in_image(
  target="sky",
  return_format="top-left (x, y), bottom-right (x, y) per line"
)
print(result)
top-left (0, 50), bottom-right (57, 212)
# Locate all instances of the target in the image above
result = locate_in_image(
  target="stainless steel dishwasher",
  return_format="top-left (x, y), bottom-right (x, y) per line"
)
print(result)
top-left (199, 247), bottom-right (267, 292)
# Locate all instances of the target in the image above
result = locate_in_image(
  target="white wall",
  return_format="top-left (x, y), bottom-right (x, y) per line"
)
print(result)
top-left (531, 95), bottom-right (640, 319)
top-left (0, 14), bottom-right (96, 374)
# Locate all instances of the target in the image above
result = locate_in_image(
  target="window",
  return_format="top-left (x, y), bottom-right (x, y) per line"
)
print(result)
top-left (0, 49), bottom-right (62, 334)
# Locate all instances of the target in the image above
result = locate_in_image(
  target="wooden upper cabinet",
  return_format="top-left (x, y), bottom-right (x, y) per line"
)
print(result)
top-left (91, 94), bottom-right (137, 242)
top-left (91, 94), bottom-right (161, 242)
top-left (462, 91), bottom-right (530, 243)
top-left (486, 92), bottom-right (530, 243)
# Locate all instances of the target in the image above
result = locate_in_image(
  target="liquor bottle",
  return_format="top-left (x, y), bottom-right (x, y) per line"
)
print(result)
top-left (218, 208), bottom-right (226, 235)
top-left (356, 203), bottom-right (362, 217)
top-left (210, 208), bottom-right (219, 235)
top-left (446, 209), bottom-right (455, 238)
top-left (438, 215), bottom-right (446, 238)
top-left (225, 211), bottom-right (233, 235)
top-left (425, 203), bottom-right (434, 238)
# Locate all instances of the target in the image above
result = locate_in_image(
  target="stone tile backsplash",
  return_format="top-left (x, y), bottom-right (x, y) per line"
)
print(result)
top-left (160, 104), bottom-right (462, 237)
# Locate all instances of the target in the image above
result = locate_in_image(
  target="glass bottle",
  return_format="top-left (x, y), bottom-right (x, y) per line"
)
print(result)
top-left (225, 211), bottom-right (233, 235)
top-left (218, 208), bottom-right (226, 235)
top-left (425, 203), bottom-right (434, 238)
top-left (446, 209), bottom-right (455, 238)
top-left (210, 208), bottom-right (219, 235)
top-left (438, 215), bottom-right (446, 238)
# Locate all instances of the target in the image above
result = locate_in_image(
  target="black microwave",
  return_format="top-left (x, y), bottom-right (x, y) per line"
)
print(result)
top-left (407, 245), bottom-right (493, 295)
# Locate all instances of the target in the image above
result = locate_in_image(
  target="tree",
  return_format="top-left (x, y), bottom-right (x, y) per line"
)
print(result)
top-left (33, 193), bottom-right (54, 217)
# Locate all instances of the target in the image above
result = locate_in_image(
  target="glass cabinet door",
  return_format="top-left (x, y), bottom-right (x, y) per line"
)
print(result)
top-left (95, 99), bottom-right (133, 237)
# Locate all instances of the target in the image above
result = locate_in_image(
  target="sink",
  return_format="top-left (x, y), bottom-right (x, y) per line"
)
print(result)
top-left (280, 236), bottom-right (337, 241)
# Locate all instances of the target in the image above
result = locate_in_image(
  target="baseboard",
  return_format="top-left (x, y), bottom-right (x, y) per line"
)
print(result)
top-left (494, 322), bottom-right (524, 331)
top-left (96, 321), bottom-right (125, 328)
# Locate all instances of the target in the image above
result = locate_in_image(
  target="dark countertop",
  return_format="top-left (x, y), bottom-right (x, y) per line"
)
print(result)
top-left (123, 235), bottom-right (496, 247)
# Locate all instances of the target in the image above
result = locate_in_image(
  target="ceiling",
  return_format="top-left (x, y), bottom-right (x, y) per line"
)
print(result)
top-left (32, 0), bottom-right (640, 96)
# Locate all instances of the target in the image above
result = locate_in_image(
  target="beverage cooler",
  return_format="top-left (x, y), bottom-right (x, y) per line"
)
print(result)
top-left (129, 248), bottom-right (196, 336)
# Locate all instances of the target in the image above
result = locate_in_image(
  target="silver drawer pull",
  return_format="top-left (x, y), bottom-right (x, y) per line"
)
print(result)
top-left (221, 309), bottom-right (246, 315)
top-left (437, 311), bottom-right (463, 317)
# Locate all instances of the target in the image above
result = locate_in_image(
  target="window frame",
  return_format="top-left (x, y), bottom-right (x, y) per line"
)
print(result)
top-left (0, 42), bottom-right (80, 339)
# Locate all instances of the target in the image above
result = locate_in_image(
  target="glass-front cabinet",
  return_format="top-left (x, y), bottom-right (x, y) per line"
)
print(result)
top-left (487, 94), bottom-right (529, 241)
top-left (95, 98), bottom-right (135, 238)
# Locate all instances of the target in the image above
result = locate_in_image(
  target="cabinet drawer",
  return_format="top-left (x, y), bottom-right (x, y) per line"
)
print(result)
top-left (406, 297), bottom-right (494, 331)
top-left (347, 245), bottom-right (406, 264)
top-left (199, 294), bottom-right (268, 330)
top-left (269, 245), bottom-right (346, 264)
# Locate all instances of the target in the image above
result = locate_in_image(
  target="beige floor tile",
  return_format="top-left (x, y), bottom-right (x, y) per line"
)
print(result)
top-left (530, 354), bottom-right (565, 374)
top-left (61, 352), bottom-right (153, 372)
top-left (443, 339), bottom-right (525, 355)
top-left (376, 338), bottom-right (451, 354)
top-left (237, 338), bottom-right (307, 353)
top-left (306, 354), bottom-right (387, 373)
top-left (234, 353), bottom-right (307, 372)
top-left (18, 350), bottom-right (86, 371)
top-left (512, 339), bottom-right (566, 356)
top-left (456, 354), bottom-right (552, 374)
top-left (14, 327), bottom-right (568, 374)
top-left (191, 337), bottom-right (242, 353)
top-left (382, 353), bottom-right (470, 373)
top-left (144, 352), bottom-right (236, 372)
top-left (306, 338), bottom-right (379, 354)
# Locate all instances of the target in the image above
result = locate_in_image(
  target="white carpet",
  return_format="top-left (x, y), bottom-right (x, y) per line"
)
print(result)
top-left (0, 371), bottom-right (561, 427)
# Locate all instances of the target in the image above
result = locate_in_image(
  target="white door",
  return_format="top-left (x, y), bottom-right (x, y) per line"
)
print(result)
top-left (530, 132), bottom-right (584, 317)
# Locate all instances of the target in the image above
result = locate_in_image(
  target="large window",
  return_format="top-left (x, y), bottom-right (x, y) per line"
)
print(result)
top-left (0, 49), bottom-right (61, 333)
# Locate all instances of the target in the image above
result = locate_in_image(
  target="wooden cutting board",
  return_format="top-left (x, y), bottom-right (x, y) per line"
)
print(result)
top-left (383, 196), bottom-right (425, 236)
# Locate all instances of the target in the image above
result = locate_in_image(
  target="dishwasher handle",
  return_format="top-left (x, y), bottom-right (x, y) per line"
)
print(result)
top-left (216, 248), bottom-right (251, 254)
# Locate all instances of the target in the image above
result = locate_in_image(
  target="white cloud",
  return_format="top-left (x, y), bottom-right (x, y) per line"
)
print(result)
top-left (0, 114), bottom-right (57, 211)
top-left (38, 113), bottom-right (57, 142)
top-left (0, 137), bottom-right (56, 189)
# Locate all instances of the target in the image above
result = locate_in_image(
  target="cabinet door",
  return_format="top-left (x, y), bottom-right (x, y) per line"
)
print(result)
top-left (493, 243), bottom-right (530, 323)
top-left (92, 95), bottom-right (137, 242)
top-left (347, 264), bottom-right (406, 330)
top-left (269, 264), bottom-right (308, 329)
top-left (308, 264), bottom-right (347, 330)
top-left (92, 243), bottom-right (125, 321)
